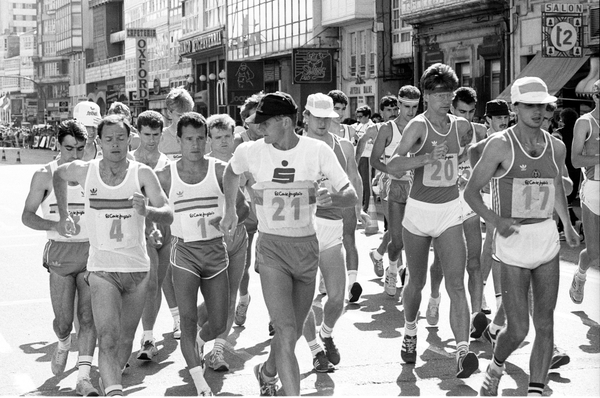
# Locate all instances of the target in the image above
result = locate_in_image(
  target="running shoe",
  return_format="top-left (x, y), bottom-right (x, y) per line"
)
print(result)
top-left (426, 297), bottom-right (440, 327)
top-left (51, 344), bottom-right (69, 376)
top-left (369, 249), bottom-right (384, 277)
top-left (268, 321), bottom-right (275, 336)
top-left (384, 267), bottom-right (397, 296)
top-left (550, 345), bottom-right (570, 369)
top-left (470, 312), bottom-right (490, 339)
top-left (456, 350), bottom-right (479, 378)
top-left (348, 282), bottom-right (363, 303)
top-left (234, 295), bottom-right (251, 326)
top-left (320, 332), bottom-right (340, 365)
top-left (569, 272), bottom-right (586, 304)
top-left (75, 376), bottom-right (99, 397)
top-left (254, 362), bottom-right (279, 396)
top-left (480, 364), bottom-right (503, 396)
top-left (207, 349), bottom-right (229, 372)
top-left (173, 318), bottom-right (181, 339)
top-left (401, 335), bottom-right (417, 364)
top-left (136, 339), bottom-right (158, 361)
top-left (313, 350), bottom-right (334, 373)
top-left (482, 324), bottom-right (499, 352)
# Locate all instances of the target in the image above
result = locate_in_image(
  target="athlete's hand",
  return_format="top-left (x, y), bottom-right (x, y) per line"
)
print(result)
top-left (428, 140), bottom-right (448, 163)
top-left (131, 192), bottom-right (148, 216)
top-left (496, 217), bottom-right (520, 237)
top-left (147, 228), bottom-right (163, 249)
top-left (220, 211), bottom-right (238, 238)
top-left (57, 216), bottom-right (76, 238)
top-left (563, 223), bottom-right (580, 248)
top-left (359, 209), bottom-right (371, 226)
top-left (316, 186), bottom-right (332, 207)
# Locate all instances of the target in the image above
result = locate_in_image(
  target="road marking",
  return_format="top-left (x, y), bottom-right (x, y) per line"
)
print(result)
top-left (0, 331), bottom-right (12, 353)
top-left (12, 373), bottom-right (36, 394)
top-left (0, 298), bottom-right (50, 307)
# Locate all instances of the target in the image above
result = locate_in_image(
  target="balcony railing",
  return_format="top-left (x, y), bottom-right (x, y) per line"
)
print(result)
top-left (86, 55), bottom-right (125, 69)
top-left (401, 0), bottom-right (504, 23)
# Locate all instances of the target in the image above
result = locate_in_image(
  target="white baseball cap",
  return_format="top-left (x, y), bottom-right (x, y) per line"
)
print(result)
top-left (305, 93), bottom-right (339, 118)
top-left (511, 77), bottom-right (557, 105)
top-left (73, 101), bottom-right (102, 127)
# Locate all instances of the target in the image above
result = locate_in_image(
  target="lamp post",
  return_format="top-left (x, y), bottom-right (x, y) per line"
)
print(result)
top-left (1, 75), bottom-right (47, 125)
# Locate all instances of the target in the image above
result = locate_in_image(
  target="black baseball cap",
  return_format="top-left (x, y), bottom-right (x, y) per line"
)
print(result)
top-left (245, 91), bottom-right (298, 124)
top-left (485, 99), bottom-right (510, 117)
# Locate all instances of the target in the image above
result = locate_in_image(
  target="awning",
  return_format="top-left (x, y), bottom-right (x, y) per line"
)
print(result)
top-left (497, 52), bottom-right (589, 103)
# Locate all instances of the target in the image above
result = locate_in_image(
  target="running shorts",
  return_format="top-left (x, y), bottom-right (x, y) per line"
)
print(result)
top-left (43, 240), bottom-right (89, 278)
top-left (403, 197), bottom-right (462, 238)
top-left (170, 236), bottom-right (229, 280)
top-left (493, 219), bottom-right (559, 269)
top-left (256, 233), bottom-right (319, 285)
top-left (581, 179), bottom-right (600, 216)
top-left (316, 217), bottom-right (343, 252)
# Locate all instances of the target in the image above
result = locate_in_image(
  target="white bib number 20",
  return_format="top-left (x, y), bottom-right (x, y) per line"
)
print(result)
top-left (423, 154), bottom-right (458, 187)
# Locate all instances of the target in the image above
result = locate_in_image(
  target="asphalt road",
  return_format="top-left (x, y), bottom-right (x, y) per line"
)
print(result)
top-left (0, 157), bottom-right (598, 397)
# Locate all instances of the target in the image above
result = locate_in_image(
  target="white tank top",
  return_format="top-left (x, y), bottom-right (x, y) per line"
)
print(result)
top-left (169, 158), bottom-right (225, 242)
top-left (457, 122), bottom-right (479, 185)
top-left (385, 122), bottom-right (411, 181)
top-left (84, 159), bottom-right (149, 272)
top-left (41, 161), bottom-right (88, 242)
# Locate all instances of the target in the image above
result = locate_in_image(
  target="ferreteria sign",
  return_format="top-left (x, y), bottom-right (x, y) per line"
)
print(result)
top-left (542, 3), bottom-right (583, 58)
top-left (180, 30), bottom-right (223, 56)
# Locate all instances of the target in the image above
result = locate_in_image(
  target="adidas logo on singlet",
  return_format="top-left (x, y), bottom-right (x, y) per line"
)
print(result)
top-left (89, 188), bottom-right (98, 196)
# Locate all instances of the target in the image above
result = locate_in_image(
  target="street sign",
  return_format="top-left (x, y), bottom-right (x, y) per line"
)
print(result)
top-left (542, 3), bottom-right (583, 57)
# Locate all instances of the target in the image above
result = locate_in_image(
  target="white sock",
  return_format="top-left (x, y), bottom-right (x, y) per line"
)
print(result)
top-left (189, 366), bottom-right (210, 393)
top-left (373, 250), bottom-right (383, 260)
top-left (77, 355), bottom-right (93, 380)
top-left (429, 295), bottom-right (441, 305)
top-left (142, 330), bottom-right (154, 343)
top-left (389, 259), bottom-right (399, 274)
top-left (58, 335), bottom-right (71, 350)
top-left (347, 270), bottom-right (358, 286)
top-left (239, 293), bottom-right (250, 305)
top-left (577, 268), bottom-right (587, 279)
top-left (405, 318), bottom-right (418, 337)
top-left (490, 323), bottom-right (503, 334)
top-left (320, 323), bottom-right (333, 338)
top-left (307, 338), bottom-right (323, 357)
top-left (104, 384), bottom-right (123, 396)
top-left (213, 338), bottom-right (226, 353)
top-left (456, 341), bottom-right (469, 358)
top-left (170, 307), bottom-right (180, 319)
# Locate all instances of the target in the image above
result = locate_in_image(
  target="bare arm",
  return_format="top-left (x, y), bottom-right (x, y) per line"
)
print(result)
top-left (552, 138), bottom-right (579, 247)
top-left (464, 136), bottom-right (517, 237)
top-left (340, 140), bottom-right (366, 220)
top-left (370, 123), bottom-right (391, 174)
top-left (355, 125), bottom-right (378, 164)
top-left (571, 117), bottom-right (599, 169)
top-left (387, 119), bottom-right (445, 174)
top-left (22, 167), bottom-right (56, 231)
top-left (138, 166), bottom-right (174, 225)
top-left (53, 160), bottom-right (89, 236)
top-left (220, 163), bottom-right (243, 235)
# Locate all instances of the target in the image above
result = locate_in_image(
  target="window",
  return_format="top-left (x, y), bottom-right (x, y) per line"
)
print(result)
top-left (204, 0), bottom-right (224, 29)
top-left (490, 59), bottom-right (501, 99)
top-left (350, 32), bottom-right (356, 76)
top-left (358, 30), bottom-right (366, 74)
top-left (369, 30), bottom-right (376, 75)
top-left (456, 62), bottom-right (471, 87)
top-left (392, 0), bottom-right (400, 30)
top-left (401, 32), bottom-right (411, 42)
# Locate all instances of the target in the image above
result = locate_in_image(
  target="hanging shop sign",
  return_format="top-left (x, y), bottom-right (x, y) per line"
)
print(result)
top-left (542, 3), bottom-right (583, 58)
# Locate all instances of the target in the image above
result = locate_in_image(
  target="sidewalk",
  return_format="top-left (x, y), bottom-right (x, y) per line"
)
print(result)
top-left (0, 147), bottom-right (57, 166)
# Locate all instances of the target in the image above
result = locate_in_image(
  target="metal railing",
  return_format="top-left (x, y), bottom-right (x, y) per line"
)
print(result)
top-left (86, 55), bottom-right (125, 69)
